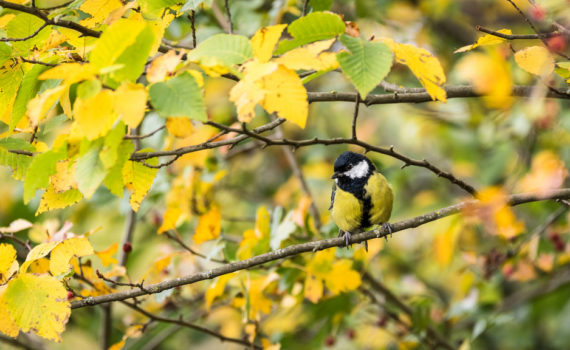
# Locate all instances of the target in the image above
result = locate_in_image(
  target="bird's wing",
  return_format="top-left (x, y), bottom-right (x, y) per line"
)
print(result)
top-left (329, 182), bottom-right (336, 210)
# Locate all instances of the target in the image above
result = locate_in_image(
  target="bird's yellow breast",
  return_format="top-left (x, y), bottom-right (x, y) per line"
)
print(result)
top-left (364, 172), bottom-right (393, 225)
top-left (331, 187), bottom-right (362, 232)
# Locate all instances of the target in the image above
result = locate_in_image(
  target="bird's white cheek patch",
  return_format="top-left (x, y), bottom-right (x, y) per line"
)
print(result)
top-left (345, 160), bottom-right (369, 179)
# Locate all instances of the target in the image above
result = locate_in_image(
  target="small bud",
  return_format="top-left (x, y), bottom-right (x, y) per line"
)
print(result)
top-left (123, 242), bottom-right (132, 253)
top-left (325, 336), bottom-right (335, 347)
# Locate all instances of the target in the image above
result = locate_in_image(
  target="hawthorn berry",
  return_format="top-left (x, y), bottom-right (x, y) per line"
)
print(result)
top-left (123, 242), bottom-right (133, 253)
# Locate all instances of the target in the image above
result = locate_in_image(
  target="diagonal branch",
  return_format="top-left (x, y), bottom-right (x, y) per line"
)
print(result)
top-left (0, 22), bottom-right (48, 42)
top-left (476, 25), bottom-right (560, 39)
top-left (70, 188), bottom-right (570, 309)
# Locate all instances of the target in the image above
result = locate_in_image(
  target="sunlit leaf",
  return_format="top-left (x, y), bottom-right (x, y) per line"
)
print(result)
top-left (79, 0), bottom-right (122, 28)
top-left (381, 38), bottom-right (446, 101)
top-left (95, 243), bottom-right (119, 267)
top-left (186, 33), bottom-right (253, 71)
top-left (50, 236), bottom-right (94, 276)
top-left (518, 151), bottom-right (567, 194)
top-left (514, 46), bottom-right (554, 75)
top-left (104, 140), bottom-right (134, 197)
top-left (0, 243), bottom-right (18, 284)
top-left (113, 83), bottom-right (148, 128)
top-left (3, 273), bottom-right (70, 341)
top-left (11, 63), bottom-right (51, 131)
top-left (251, 24), bottom-right (287, 62)
top-left (0, 64), bottom-right (24, 125)
top-left (6, 13), bottom-right (50, 54)
top-left (122, 154), bottom-right (158, 212)
top-left (0, 288), bottom-right (19, 338)
top-left (166, 117), bottom-right (194, 138)
top-left (205, 273), bottom-right (234, 310)
top-left (275, 12), bottom-right (345, 54)
top-left (146, 50), bottom-right (183, 83)
top-left (23, 148), bottom-right (67, 204)
top-left (158, 207), bottom-right (183, 234)
top-left (276, 39), bottom-right (338, 71)
top-left (73, 90), bottom-right (117, 140)
top-left (75, 140), bottom-right (107, 199)
top-left (36, 186), bottom-right (83, 215)
top-left (0, 219), bottom-right (32, 233)
top-left (194, 205), bottom-right (221, 244)
top-left (454, 29), bottom-right (512, 53)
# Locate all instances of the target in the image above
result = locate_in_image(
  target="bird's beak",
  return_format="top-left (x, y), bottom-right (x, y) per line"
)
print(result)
top-left (331, 173), bottom-right (339, 179)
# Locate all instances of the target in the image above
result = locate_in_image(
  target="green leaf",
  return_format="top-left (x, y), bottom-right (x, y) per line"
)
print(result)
top-left (0, 148), bottom-right (32, 180)
top-left (75, 140), bottom-right (107, 199)
top-left (5, 14), bottom-right (51, 54)
top-left (275, 12), bottom-right (345, 54)
top-left (411, 297), bottom-right (431, 334)
top-left (138, 0), bottom-right (179, 16)
top-left (112, 25), bottom-right (155, 83)
top-left (23, 148), bottom-right (67, 204)
top-left (310, 0), bottom-right (333, 11)
top-left (122, 150), bottom-right (158, 211)
top-left (100, 121), bottom-right (127, 169)
top-left (0, 138), bottom-right (36, 152)
top-left (0, 43), bottom-right (12, 67)
top-left (90, 19), bottom-right (152, 83)
top-left (180, 0), bottom-right (204, 12)
top-left (104, 140), bottom-right (134, 197)
top-left (0, 65), bottom-right (24, 121)
top-left (11, 63), bottom-right (52, 131)
top-left (186, 33), bottom-right (253, 68)
top-left (336, 34), bottom-right (393, 98)
top-left (149, 72), bottom-right (207, 121)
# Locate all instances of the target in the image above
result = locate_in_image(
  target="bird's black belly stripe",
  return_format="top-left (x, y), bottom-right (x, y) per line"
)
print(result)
top-left (361, 195), bottom-right (372, 229)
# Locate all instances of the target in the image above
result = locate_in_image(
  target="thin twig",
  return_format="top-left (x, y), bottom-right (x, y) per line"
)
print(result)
top-left (476, 25), bottom-right (560, 39)
top-left (302, 0), bottom-right (309, 16)
top-left (1, 22), bottom-right (48, 42)
top-left (224, 0), bottom-right (233, 34)
top-left (20, 57), bottom-right (58, 67)
top-left (123, 126), bottom-right (165, 140)
top-left (164, 231), bottom-right (228, 263)
top-left (0, 233), bottom-right (32, 252)
top-left (351, 93), bottom-right (361, 140)
top-left (122, 301), bottom-right (262, 349)
top-left (363, 272), bottom-right (456, 350)
top-left (70, 188), bottom-right (570, 309)
top-left (189, 10), bottom-right (197, 48)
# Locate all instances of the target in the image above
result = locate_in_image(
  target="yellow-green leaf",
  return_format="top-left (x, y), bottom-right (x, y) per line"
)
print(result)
top-left (122, 154), bottom-right (158, 212)
top-left (194, 206), bottom-right (221, 244)
top-left (50, 236), bottom-right (94, 276)
top-left (113, 82), bottom-right (148, 128)
top-left (0, 243), bottom-right (18, 284)
top-left (3, 273), bottom-right (70, 341)
top-left (454, 29), bottom-right (512, 53)
top-left (158, 207), bottom-right (183, 234)
top-left (205, 273), bottom-right (234, 310)
top-left (36, 186), bottom-right (83, 215)
top-left (514, 46), bottom-right (554, 75)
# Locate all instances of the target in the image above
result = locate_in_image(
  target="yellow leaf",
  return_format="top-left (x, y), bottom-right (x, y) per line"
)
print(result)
top-left (433, 219), bottom-right (462, 266)
top-left (275, 39), bottom-right (338, 71)
top-left (79, 0), bottom-right (122, 28)
top-left (304, 273), bottom-right (323, 303)
top-left (0, 14), bottom-right (16, 28)
top-left (113, 82), bottom-right (147, 128)
top-left (514, 46), bottom-right (555, 76)
top-left (456, 50), bottom-right (513, 108)
top-left (51, 160), bottom-right (76, 193)
top-left (229, 61), bottom-right (277, 122)
top-left (3, 273), bottom-right (70, 341)
top-left (166, 117), bottom-right (194, 138)
top-left (467, 187), bottom-right (525, 239)
top-left (39, 63), bottom-right (97, 86)
top-left (260, 65), bottom-right (309, 128)
top-left (158, 207), bottom-right (183, 234)
top-left (50, 236), bottom-right (94, 276)
top-left (146, 50), bottom-right (183, 83)
top-left (122, 158), bottom-right (158, 212)
top-left (73, 90), bottom-right (117, 140)
top-left (0, 219), bottom-right (32, 233)
top-left (0, 244), bottom-right (17, 284)
top-left (95, 242), bottom-right (119, 266)
top-left (454, 29), bottom-right (512, 53)
top-left (194, 206), bottom-right (221, 244)
top-left (36, 186), bottom-right (83, 215)
top-left (108, 339), bottom-right (126, 350)
top-left (205, 273), bottom-right (234, 310)
top-left (0, 288), bottom-right (19, 338)
top-left (381, 38), bottom-right (447, 102)
top-left (20, 241), bottom-right (60, 272)
top-left (255, 205), bottom-right (270, 237)
top-left (251, 24), bottom-right (287, 62)
top-left (27, 86), bottom-right (66, 126)
top-left (245, 274), bottom-right (278, 319)
top-left (518, 151), bottom-right (568, 195)
top-left (28, 258), bottom-right (50, 274)
top-left (324, 260), bottom-right (361, 294)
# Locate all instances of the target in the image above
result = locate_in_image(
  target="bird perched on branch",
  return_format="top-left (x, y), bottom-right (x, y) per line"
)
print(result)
top-left (330, 151), bottom-right (393, 249)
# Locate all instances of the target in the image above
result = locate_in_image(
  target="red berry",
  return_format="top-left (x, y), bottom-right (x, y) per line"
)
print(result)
top-left (67, 291), bottom-right (74, 300)
top-left (529, 5), bottom-right (546, 21)
top-left (345, 328), bottom-right (355, 339)
top-left (547, 36), bottom-right (567, 52)
top-left (324, 336), bottom-right (335, 347)
top-left (123, 242), bottom-right (132, 253)
top-left (376, 316), bottom-right (388, 327)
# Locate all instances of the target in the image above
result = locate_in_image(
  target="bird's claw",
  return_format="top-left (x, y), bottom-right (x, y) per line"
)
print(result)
top-left (382, 223), bottom-right (393, 242)
top-left (338, 230), bottom-right (352, 248)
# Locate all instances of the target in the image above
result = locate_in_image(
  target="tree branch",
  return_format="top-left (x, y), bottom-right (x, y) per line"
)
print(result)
top-left (122, 301), bottom-right (261, 349)
top-left (224, 0), bottom-right (233, 34)
top-left (476, 25), bottom-right (560, 39)
top-left (0, 22), bottom-right (48, 42)
top-left (70, 188), bottom-right (570, 309)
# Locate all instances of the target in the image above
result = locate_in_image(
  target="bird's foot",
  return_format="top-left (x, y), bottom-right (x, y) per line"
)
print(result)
top-left (338, 229), bottom-right (352, 248)
top-left (382, 223), bottom-right (393, 241)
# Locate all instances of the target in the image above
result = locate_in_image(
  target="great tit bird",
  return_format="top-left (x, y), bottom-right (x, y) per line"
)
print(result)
top-left (330, 151), bottom-right (393, 248)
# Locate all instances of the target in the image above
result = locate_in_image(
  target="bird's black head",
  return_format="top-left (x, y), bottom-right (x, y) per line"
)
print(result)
top-left (332, 151), bottom-right (374, 180)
